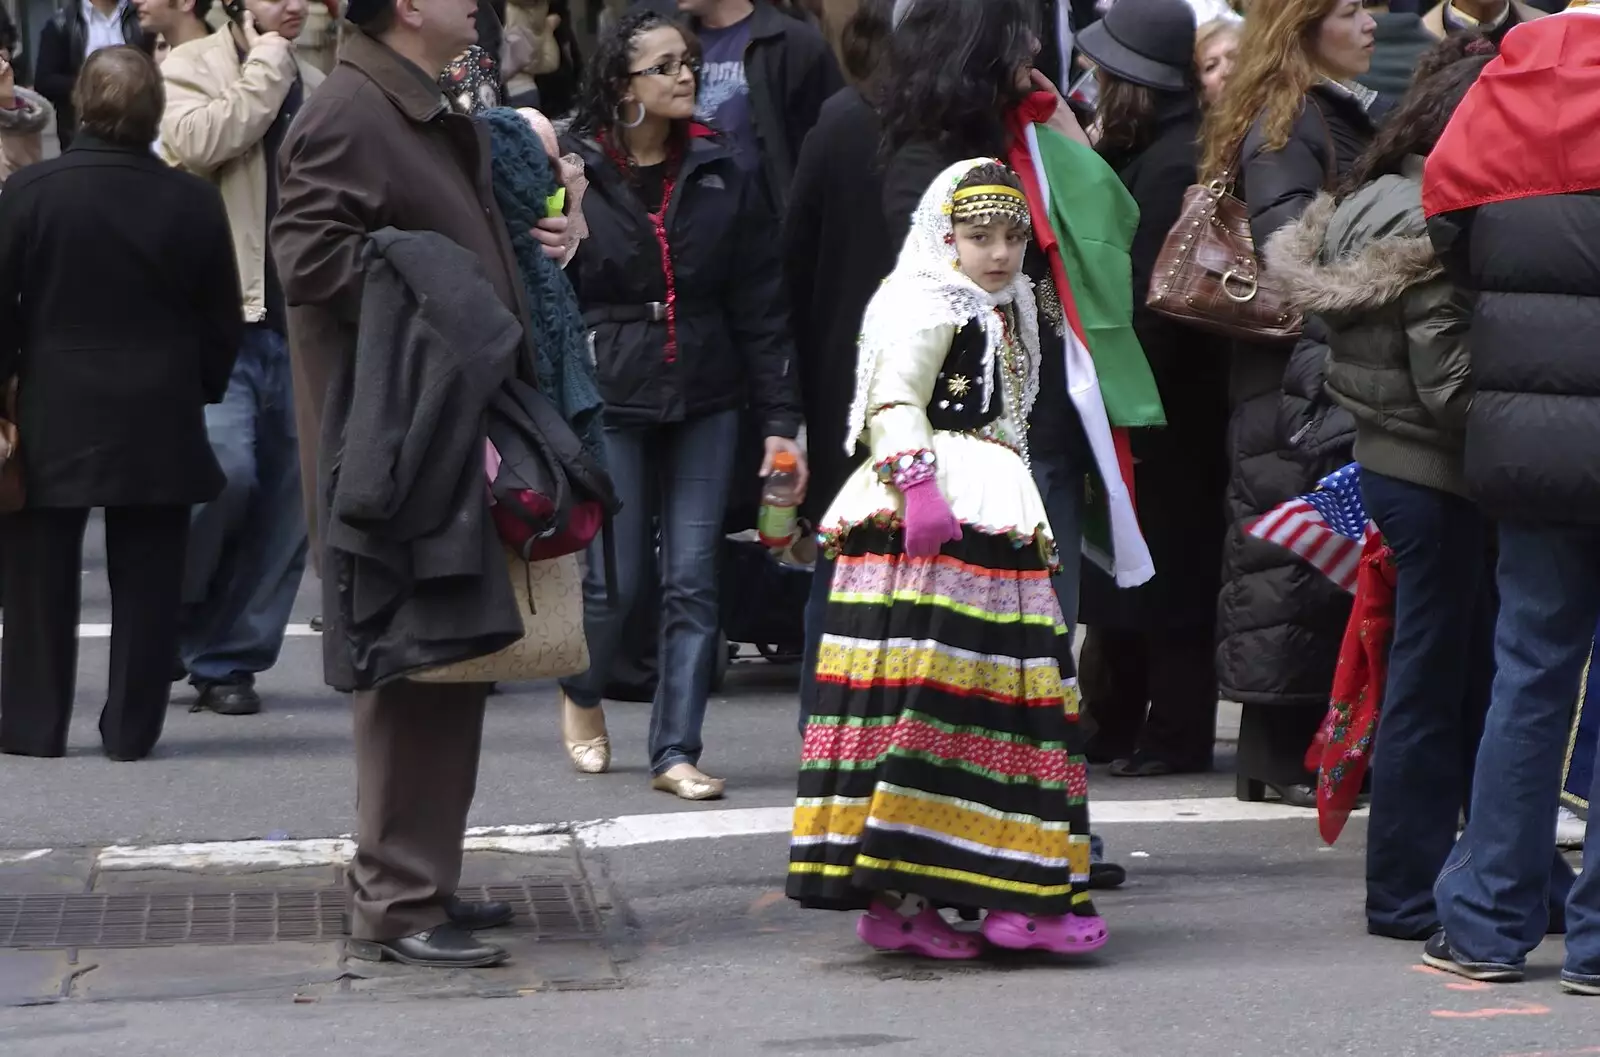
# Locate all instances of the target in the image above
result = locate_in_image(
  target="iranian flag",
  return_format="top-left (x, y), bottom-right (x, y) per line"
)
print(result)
top-left (1007, 92), bottom-right (1162, 588)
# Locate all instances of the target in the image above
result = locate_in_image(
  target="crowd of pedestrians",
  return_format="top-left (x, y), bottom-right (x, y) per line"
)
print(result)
top-left (0, 0), bottom-right (1593, 991)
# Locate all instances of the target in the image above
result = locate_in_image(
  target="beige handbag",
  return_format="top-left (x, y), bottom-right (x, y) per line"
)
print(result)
top-left (410, 548), bottom-right (589, 684)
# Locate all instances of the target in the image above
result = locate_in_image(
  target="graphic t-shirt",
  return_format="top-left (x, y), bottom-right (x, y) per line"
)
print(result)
top-left (695, 15), bottom-right (756, 171)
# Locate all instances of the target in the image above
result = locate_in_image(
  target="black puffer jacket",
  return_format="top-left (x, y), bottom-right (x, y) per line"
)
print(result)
top-left (1217, 82), bottom-right (1381, 708)
top-left (1429, 190), bottom-right (1600, 523)
top-left (563, 130), bottom-right (802, 439)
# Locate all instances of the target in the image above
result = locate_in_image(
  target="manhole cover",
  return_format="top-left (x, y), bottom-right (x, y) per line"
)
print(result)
top-left (0, 879), bottom-right (600, 949)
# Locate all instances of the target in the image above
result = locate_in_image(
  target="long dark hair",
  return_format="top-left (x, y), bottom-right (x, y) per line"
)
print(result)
top-left (1336, 36), bottom-right (1495, 197)
top-left (840, 0), bottom-right (895, 105)
top-left (1094, 74), bottom-right (1163, 162)
top-left (569, 9), bottom-right (694, 141)
top-left (879, 0), bottom-right (1040, 159)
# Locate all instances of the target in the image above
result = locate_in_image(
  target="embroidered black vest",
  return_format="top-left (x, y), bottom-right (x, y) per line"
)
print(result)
top-left (926, 317), bottom-right (1004, 433)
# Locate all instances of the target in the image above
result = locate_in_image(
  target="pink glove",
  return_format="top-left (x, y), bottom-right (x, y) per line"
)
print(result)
top-left (901, 478), bottom-right (963, 559)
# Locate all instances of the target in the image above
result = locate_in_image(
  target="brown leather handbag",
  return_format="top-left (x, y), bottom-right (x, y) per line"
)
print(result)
top-left (1145, 103), bottom-right (1336, 342)
top-left (0, 380), bottom-right (22, 514)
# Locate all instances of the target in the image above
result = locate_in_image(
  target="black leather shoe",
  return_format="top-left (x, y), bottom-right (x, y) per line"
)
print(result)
top-left (346, 924), bottom-right (508, 968)
top-left (446, 896), bottom-right (515, 931)
top-left (309, 614), bottom-right (324, 633)
top-left (1089, 860), bottom-right (1128, 890)
top-left (191, 681), bottom-right (261, 716)
top-left (1269, 782), bottom-right (1317, 809)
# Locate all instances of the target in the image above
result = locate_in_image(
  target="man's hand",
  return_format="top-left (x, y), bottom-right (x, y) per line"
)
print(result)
top-left (1030, 68), bottom-right (1091, 148)
top-left (531, 214), bottom-right (570, 260)
top-left (760, 436), bottom-right (809, 503)
top-left (236, 11), bottom-right (289, 51)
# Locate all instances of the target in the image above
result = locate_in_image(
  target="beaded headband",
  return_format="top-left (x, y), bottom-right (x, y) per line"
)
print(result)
top-left (950, 184), bottom-right (1031, 229)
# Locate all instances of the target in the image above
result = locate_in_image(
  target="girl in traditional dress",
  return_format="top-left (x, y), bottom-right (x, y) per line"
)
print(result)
top-left (786, 159), bottom-right (1107, 960)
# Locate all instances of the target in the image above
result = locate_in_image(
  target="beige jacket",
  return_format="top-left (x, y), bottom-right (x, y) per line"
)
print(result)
top-left (159, 28), bottom-right (325, 323)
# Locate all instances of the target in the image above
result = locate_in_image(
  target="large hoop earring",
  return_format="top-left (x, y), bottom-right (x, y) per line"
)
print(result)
top-left (615, 100), bottom-right (646, 129)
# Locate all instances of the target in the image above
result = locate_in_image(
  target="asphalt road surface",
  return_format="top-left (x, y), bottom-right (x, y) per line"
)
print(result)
top-left (0, 516), bottom-right (1593, 1056)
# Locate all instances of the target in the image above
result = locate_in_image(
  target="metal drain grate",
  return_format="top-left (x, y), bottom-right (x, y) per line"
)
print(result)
top-left (0, 879), bottom-right (600, 950)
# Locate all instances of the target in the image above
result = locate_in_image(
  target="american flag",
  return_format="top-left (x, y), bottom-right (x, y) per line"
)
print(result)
top-left (1246, 463), bottom-right (1377, 594)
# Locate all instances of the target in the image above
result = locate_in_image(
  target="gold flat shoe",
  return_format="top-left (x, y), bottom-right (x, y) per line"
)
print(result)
top-left (561, 695), bottom-right (610, 775)
top-left (650, 767), bottom-right (725, 801)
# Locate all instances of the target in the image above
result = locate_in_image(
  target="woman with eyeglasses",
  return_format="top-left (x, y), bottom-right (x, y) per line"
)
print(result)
top-left (555, 10), bottom-right (806, 801)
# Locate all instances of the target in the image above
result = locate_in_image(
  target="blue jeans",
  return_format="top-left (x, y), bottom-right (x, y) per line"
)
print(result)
top-left (179, 327), bottom-right (308, 685)
top-left (561, 411), bottom-right (739, 775)
top-left (1436, 521), bottom-right (1595, 975)
top-left (1360, 471), bottom-right (1495, 937)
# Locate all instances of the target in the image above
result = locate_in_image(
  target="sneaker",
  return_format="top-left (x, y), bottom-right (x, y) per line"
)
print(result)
top-left (1557, 807), bottom-right (1586, 850)
top-left (1422, 930), bottom-right (1523, 983)
top-left (1561, 971), bottom-right (1600, 996)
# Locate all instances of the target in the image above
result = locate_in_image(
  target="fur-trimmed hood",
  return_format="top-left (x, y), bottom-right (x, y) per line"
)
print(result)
top-left (0, 87), bottom-right (52, 136)
top-left (1265, 158), bottom-right (1443, 316)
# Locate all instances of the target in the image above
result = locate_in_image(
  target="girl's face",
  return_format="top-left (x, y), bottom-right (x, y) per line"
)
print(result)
top-left (954, 218), bottom-right (1028, 294)
top-left (623, 26), bottom-right (698, 123)
top-left (1313, 0), bottom-right (1377, 81)
top-left (1198, 32), bottom-right (1238, 105)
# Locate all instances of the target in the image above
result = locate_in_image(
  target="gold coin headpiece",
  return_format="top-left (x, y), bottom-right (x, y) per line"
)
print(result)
top-left (950, 184), bottom-right (1031, 230)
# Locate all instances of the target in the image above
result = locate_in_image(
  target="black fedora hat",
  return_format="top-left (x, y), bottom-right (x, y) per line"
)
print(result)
top-left (1076, 0), bottom-right (1198, 93)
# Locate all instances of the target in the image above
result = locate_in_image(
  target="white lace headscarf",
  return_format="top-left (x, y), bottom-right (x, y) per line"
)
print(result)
top-left (844, 158), bottom-right (1042, 453)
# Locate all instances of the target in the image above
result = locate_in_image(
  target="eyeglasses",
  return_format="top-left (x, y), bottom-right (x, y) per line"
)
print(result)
top-left (629, 56), bottom-right (699, 79)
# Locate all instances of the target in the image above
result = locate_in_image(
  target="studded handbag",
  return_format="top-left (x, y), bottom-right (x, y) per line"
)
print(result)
top-left (1145, 102), bottom-right (1336, 343)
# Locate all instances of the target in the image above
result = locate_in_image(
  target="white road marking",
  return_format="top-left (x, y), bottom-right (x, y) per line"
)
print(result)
top-left (0, 624), bottom-right (322, 639)
top-left (0, 848), bottom-right (53, 865)
top-left (61, 797), bottom-right (1355, 873)
top-left (97, 838), bottom-right (357, 872)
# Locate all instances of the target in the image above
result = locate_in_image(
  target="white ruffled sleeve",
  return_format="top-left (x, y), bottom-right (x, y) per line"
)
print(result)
top-left (864, 324), bottom-right (953, 471)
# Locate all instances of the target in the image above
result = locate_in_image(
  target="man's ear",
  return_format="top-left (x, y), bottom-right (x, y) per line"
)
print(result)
top-left (394, 0), bottom-right (427, 29)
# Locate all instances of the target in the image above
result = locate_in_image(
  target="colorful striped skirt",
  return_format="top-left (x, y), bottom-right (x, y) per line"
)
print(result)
top-left (787, 526), bottom-right (1096, 919)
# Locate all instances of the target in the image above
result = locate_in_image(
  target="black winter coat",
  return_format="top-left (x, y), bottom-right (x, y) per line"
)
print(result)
top-left (636, 0), bottom-right (841, 214)
top-left (1430, 191), bottom-right (1600, 524)
top-left (1079, 97), bottom-right (1230, 632)
top-left (1217, 84), bottom-right (1380, 708)
top-left (0, 137), bottom-right (240, 509)
top-left (319, 228), bottom-right (525, 691)
top-left (784, 86), bottom-right (890, 523)
top-left (564, 131), bottom-right (802, 440)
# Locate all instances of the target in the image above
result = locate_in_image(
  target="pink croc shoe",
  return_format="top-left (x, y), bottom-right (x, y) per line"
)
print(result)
top-left (857, 900), bottom-right (982, 960)
top-left (982, 910), bottom-right (1108, 954)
